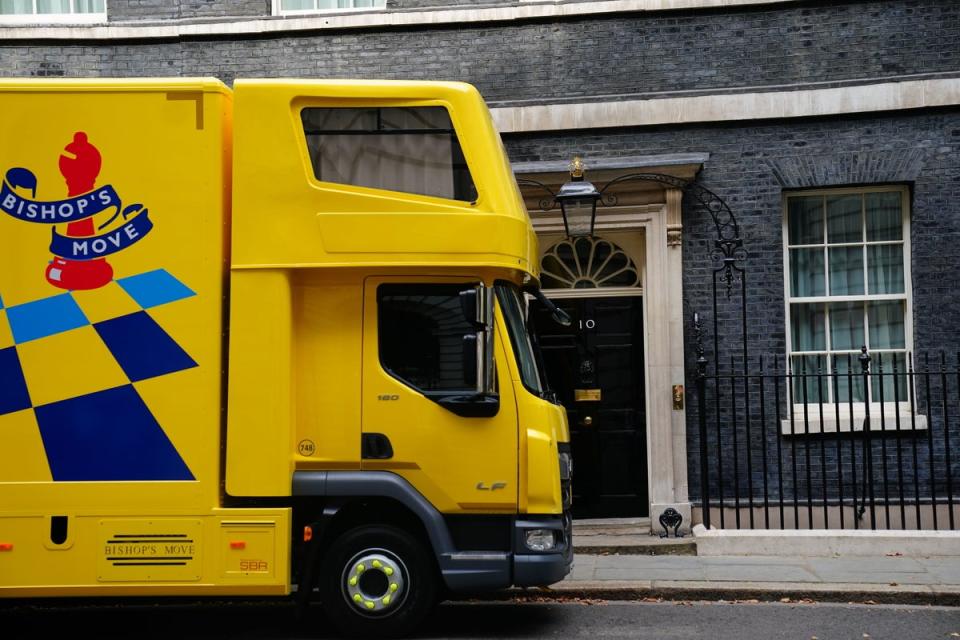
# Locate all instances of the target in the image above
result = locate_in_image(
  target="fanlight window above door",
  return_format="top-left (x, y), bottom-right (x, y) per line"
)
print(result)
top-left (540, 237), bottom-right (641, 289)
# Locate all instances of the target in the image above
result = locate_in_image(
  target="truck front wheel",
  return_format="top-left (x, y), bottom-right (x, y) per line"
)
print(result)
top-left (319, 525), bottom-right (438, 638)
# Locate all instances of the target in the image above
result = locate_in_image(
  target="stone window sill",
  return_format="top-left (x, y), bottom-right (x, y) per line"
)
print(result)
top-left (780, 408), bottom-right (928, 435)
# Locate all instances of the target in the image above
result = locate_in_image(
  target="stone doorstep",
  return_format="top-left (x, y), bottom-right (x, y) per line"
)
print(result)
top-left (573, 518), bottom-right (697, 556)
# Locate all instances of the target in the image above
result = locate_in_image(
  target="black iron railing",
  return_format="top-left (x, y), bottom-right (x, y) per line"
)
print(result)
top-left (693, 331), bottom-right (960, 531)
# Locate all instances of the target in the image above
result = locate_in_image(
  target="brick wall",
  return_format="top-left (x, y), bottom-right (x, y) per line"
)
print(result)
top-left (2, 0), bottom-right (956, 101)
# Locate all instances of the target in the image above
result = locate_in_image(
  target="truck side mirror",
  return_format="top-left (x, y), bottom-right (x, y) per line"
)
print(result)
top-left (460, 284), bottom-right (495, 396)
top-left (462, 333), bottom-right (478, 388)
top-left (459, 287), bottom-right (488, 330)
top-left (437, 284), bottom-right (499, 418)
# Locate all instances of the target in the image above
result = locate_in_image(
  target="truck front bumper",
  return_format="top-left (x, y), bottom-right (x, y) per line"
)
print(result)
top-left (511, 512), bottom-right (573, 587)
top-left (439, 512), bottom-right (573, 592)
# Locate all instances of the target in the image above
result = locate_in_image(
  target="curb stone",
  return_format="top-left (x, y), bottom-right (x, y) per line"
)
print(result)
top-left (452, 581), bottom-right (960, 607)
top-left (573, 542), bottom-right (697, 556)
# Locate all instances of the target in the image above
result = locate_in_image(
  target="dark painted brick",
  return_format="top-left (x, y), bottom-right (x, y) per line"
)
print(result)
top-left (0, 0), bottom-right (954, 103)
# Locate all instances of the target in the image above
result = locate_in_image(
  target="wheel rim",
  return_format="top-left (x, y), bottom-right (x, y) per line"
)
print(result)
top-left (341, 549), bottom-right (408, 617)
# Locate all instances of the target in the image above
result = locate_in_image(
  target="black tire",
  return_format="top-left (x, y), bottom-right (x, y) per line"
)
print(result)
top-left (319, 525), bottom-right (438, 638)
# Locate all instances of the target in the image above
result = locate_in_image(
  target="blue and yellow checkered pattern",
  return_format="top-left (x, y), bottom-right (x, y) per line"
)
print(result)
top-left (0, 269), bottom-right (198, 482)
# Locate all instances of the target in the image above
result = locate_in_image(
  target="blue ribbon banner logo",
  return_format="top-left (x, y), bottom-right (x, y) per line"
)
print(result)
top-left (1, 167), bottom-right (153, 261)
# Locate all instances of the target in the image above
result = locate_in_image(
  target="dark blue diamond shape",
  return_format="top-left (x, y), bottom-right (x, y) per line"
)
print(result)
top-left (0, 346), bottom-right (31, 415)
top-left (35, 385), bottom-right (194, 482)
top-left (94, 311), bottom-right (197, 382)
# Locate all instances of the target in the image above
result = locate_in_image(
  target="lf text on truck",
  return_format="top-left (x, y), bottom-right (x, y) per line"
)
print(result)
top-left (0, 78), bottom-right (573, 637)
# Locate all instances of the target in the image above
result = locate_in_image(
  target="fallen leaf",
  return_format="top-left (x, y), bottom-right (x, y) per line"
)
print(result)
top-left (885, 552), bottom-right (903, 557)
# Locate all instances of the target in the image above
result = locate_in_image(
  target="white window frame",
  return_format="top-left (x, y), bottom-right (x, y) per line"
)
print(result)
top-left (781, 185), bottom-right (925, 434)
top-left (0, 0), bottom-right (105, 23)
top-left (272, 0), bottom-right (385, 16)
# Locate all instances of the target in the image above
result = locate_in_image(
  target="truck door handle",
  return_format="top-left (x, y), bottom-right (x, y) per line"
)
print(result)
top-left (361, 433), bottom-right (394, 459)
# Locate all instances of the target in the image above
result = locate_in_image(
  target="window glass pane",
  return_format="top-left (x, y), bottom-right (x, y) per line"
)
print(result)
top-left (495, 284), bottom-right (543, 395)
top-left (829, 301), bottom-right (864, 351)
top-left (866, 192), bottom-right (903, 242)
top-left (787, 196), bottom-right (823, 245)
top-left (74, 0), bottom-right (104, 11)
top-left (790, 248), bottom-right (825, 297)
top-left (302, 106), bottom-right (477, 202)
top-left (791, 355), bottom-right (827, 404)
top-left (832, 354), bottom-right (865, 403)
top-left (0, 0), bottom-right (32, 13)
top-left (791, 303), bottom-right (826, 352)
top-left (870, 352), bottom-right (908, 402)
top-left (868, 300), bottom-right (906, 349)
top-left (828, 246), bottom-right (864, 295)
top-left (378, 284), bottom-right (478, 392)
top-left (826, 194), bottom-right (862, 244)
top-left (282, 0), bottom-right (315, 8)
top-left (37, 0), bottom-right (70, 12)
top-left (867, 244), bottom-right (905, 294)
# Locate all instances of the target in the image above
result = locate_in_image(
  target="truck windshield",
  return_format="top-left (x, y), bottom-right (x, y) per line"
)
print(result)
top-left (494, 282), bottom-right (546, 397)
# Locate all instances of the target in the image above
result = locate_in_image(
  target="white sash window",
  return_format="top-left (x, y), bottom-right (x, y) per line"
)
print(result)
top-left (0, 0), bottom-right (104, 22)
top-left (783, 186), bottom-right (920, 433)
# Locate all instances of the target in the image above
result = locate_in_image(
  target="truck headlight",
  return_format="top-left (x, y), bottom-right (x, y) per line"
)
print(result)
top-left (524, 529), bottom-right (558, 552)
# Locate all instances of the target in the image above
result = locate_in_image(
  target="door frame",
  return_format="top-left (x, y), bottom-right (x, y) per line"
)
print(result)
top-left (529, 195), bottom-right (692, 532)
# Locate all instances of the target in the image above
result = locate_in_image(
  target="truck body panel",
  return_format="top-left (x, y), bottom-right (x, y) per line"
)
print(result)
top-left (0, 78), bottom-right (571, 616)
top-left (0, 78), bottom-right (292, 596)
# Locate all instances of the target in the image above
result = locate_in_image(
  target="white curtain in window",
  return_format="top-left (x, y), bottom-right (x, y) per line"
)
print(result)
top-left (37, 0), bottom-right (70, 13)
top-left (826, 195), bottom-right (861, 243)
top-left (866, 192), bottom-right (902, 241)
top-left (0, 0), bottom-right (32, 13)
top-left (867, 244), bottom-right (905, 294)
top-left (868, 301), bottom-right (905, 350)
top-left (790, 248), bottom-right (825, 297)
top-left (829, 302), bottom-right (864, 350)
top-left (74, 0), bottom-right (104, 12)
top-left (791, 303), bottom-right (826, 351)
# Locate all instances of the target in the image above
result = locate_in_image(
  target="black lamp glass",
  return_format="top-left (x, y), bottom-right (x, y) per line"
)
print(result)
top-left (555, 157), bottom-right (600, 238)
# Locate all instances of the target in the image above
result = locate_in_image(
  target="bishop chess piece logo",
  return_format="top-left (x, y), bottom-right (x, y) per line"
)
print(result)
top-left (46, 132), bottom-right (114, 290)
top-left (1, 131), bottom-right (154, 291)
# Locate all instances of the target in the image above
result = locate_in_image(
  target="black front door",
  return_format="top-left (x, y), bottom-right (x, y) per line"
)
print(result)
top-left (532, 296), bottom-right (647, 518)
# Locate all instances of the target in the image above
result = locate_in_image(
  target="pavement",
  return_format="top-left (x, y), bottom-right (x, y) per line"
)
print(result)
top-left (501, 518), bottom-right (960, 606)
top-left (6, 600), bottom-right (960, 640)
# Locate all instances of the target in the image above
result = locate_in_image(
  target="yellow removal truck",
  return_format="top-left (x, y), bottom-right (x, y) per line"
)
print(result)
top-left (0, 78), bottom-right (572, 636)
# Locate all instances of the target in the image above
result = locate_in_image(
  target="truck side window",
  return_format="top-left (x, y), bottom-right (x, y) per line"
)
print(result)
top-left (378, 283), bottom-right (478, 392)
top-left (301, 106), bottom-right (478, 202)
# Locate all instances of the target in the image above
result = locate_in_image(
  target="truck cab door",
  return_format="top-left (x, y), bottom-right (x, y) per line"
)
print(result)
top-left (361, 276), bottom-right (518, 514)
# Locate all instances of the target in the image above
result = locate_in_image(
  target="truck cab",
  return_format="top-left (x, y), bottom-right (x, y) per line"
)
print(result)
top-left (225, 80), bottom-right (572, 633)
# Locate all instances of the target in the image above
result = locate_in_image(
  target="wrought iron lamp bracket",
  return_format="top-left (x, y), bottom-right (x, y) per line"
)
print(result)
top-left (517, 172), bottom-right (746, 295)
